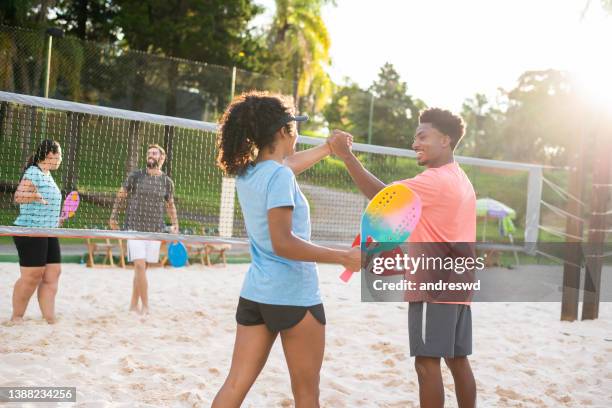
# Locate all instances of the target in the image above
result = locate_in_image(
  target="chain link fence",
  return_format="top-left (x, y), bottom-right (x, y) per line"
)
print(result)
top-left (0, 25), bottom-right (295, 123)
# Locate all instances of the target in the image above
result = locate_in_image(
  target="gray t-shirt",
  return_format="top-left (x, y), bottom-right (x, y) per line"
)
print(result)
top-left (122, 169), bottom-right (174, 232)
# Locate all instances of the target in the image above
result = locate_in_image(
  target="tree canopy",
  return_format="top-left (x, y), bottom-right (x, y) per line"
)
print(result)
top-left (0, 1), bottom-right (603, 167)
top-left (324, 63), bottom-right (424, 148)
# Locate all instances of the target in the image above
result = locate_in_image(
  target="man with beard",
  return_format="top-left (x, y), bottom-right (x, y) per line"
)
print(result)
top-left (110, 144), bottom-right (178, 314)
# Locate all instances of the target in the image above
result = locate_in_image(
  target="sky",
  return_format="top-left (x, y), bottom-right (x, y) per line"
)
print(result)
top-left (254, 0), bottom-right (612, 111)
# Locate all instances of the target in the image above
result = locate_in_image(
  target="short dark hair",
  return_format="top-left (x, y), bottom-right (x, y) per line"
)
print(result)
top-left (419, 108), bottom-right (465, 150)
top-left (148, 144), bottom-right (166, 157)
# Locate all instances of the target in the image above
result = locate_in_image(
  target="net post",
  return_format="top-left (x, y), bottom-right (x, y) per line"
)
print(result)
top-left (43, 28), bottom-right (64, 98)
top-left (582, 124), bottom-right (611, 320)
top-left (219, 176), bottom-right (236, 238)
top-left (524, 166), bottom-right (543, 253)
top-left (367, 92), bottom-right (375, 145)
top-left (44, 35), bottom-right (53, 98)
top-left (230, 66), bottom-right (237, 101)
top-left (560, 137), bottom-right (586, 322)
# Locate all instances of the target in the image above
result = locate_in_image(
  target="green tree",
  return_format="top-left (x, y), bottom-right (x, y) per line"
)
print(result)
top-left (51, 0), bottom-right (120, 42)
top-left (0, 1), bottom-right (54, 96)
top-left (0, 0), bottom-right (54, 29)
top-left (267, 0), bottom-right (333, 120)
top-left (499, 69), bottom-right (578, 165)
top-left (458, 93), bottom-right (504, 159)
top-left (324, 63), bottom-right (424, 148)
top-left (324, 80), bottom-right (371, 141)
top-left (113, 0), bottom-right (265, 112)
top-left (115, 0), bottom-right (264, 72)
top-left (112, 0), bottom-right (265, 176)
top-left (0, 1), bottom-right (85, 99)
top-left (368, 63), bottom-right (425, 148)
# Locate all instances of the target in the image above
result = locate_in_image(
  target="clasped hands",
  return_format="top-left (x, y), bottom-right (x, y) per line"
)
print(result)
top-left (326, 130), bottom-right (354, 160)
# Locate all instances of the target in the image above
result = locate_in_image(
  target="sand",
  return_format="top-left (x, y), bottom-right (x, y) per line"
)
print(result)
top-left (1, 262), bottom-right (611, 407)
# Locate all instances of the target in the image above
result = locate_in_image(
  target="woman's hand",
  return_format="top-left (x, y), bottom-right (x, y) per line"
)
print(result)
top-left (109, 218), bottom-right (119, 230)
top-left (36, 194), bottom-right (48, 205)
top-left (341, 246), bottom-right (362, 272)
top-left (327, 130), bottom-right (354, 160)
top-left (14, 179), bottom-right (46, 205)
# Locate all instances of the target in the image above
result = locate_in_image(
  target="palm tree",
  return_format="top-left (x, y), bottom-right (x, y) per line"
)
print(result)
top-left (267, 0), bottom-right (333, 119)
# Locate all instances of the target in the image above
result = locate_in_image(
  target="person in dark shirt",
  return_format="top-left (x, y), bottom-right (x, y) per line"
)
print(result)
top-left (110, 144), bottom-right (178, 315)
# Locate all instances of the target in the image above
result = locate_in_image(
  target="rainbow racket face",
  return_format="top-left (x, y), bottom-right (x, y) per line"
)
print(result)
top-left (361, 183), bottom-right (421, 252)
top-left (60, 191), bottom-right (80, 221)
top-left (339, 183), bottom-right (421, 282)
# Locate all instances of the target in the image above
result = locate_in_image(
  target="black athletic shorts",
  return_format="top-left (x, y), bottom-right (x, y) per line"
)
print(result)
top-left (13, 236), bottom-right (61, 267)
top-left (236, 297), bottom-right (326, 332)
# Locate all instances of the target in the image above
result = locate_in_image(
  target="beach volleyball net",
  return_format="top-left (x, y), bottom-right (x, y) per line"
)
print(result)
top-left (0, 91), bottom-right (542, 246)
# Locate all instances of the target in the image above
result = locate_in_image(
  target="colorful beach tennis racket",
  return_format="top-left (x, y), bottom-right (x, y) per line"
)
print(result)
top-left (60, 190), bottom-right (80, 222)
top-left (168, 241), bottom-right (188, 267)
top-left (340, 183), bottom-right (421, 282)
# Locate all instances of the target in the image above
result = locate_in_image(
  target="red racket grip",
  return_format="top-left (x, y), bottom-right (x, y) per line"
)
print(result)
top-left (340, 234), bottom-right (361, 282)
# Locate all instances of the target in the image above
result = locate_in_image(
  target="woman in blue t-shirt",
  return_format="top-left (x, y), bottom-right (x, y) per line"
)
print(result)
top-left (11, 139), bottom-right (63, 324)
top-left (212, 91), bottom-right (361, 407)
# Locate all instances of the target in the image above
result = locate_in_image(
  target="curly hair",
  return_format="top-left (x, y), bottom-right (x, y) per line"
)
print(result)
top-left (419, 108), bottom-right (466, 150)
top-left (216, 91), bottom-right (295, 176)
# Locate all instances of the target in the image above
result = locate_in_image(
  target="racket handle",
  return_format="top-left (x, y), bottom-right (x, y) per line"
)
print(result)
top-left (340, 269), bottom-right (353, 282)
top-left (339, 234), bottom-right (361, 283)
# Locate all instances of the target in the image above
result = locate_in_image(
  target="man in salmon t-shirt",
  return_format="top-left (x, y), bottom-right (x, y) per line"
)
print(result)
top-left (329, 108), bottom-right (477, 408)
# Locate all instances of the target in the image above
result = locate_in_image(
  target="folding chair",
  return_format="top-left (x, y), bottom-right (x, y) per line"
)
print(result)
top-left (86, 239), bottom-right (126, 268)
top-left (203, 243), bottom-right (231, 267)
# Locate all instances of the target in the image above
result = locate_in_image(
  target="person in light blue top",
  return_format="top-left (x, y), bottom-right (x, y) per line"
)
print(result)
top-left (212, 91), bottom-right (361, 408)
top-left (11, 139), bottom-right (64, 324)
top-left (14, 158), bottom-right (62, 228)
top-left (237, 160), bottom-right (320, 306)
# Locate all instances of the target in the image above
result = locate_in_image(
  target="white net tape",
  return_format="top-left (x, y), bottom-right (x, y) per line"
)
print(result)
top-left (1, 91), bottom-right (543, 246)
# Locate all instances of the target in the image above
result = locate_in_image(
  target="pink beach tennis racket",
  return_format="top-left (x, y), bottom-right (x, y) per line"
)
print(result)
top-left (340, 183), bottom-right (421, 282)
top-left (60, 190), bottom-right (80, 222)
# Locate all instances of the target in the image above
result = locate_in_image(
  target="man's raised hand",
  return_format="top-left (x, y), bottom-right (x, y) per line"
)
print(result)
top-left (328, 130), bottom-right (354, 160)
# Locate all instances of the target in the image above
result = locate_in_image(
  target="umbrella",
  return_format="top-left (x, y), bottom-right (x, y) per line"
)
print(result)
top-left (476, 198), bottom-right (516, 219)
top-left (476, 198), bottom-right (520, 266)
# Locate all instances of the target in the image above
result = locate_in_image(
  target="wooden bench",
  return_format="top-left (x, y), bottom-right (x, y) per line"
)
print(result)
top-left (86, 239), bottom-right (126, 268)
top-left (186, 243), bottom-right (232, 267)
